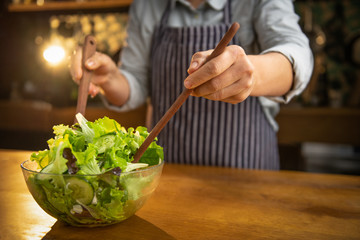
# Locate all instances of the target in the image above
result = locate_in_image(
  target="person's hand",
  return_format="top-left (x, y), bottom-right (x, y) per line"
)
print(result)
top-left (184, 45), bottom-right (255, 104)
top-left (69, 46), bottom-right (120, 98)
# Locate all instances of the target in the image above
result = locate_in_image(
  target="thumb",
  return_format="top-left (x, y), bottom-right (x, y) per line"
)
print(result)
top-left (187, 49), bottom-right (213, 74)
top-left (85, 58), bottom-right (98, 70)
top-left (187, 61), bottom-right (200, 74)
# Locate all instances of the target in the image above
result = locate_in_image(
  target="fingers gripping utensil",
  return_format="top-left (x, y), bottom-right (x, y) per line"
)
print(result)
top-left (74, 35), bottom-right (97, 123)
top-left (133, 22), bottom-right (240, 163)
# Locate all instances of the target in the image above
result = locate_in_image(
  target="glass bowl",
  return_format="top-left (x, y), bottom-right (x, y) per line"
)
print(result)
top-left (21, 160), bottom-right (164, 227)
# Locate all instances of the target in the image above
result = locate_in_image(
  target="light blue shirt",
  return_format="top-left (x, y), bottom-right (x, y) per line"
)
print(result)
top-left (102, 0), bottom-right (314, 131)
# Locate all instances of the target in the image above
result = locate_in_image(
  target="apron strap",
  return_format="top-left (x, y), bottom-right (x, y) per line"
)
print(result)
top-left (160, 0), bottom-right (232, 27)
top-left (223, 0), bottom-right (232, 24)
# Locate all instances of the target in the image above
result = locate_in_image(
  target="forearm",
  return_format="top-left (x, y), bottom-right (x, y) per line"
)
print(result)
top-left (99, 70), bottom-right (130, 107)
top-left (249, 52), bottom-right (293, 97)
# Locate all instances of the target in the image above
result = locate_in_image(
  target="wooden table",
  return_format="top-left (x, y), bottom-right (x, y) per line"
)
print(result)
top-left (1, 149), bottom-right (359, 240)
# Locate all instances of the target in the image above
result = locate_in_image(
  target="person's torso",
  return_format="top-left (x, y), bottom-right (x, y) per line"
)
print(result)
top-left (149, 0), bottom-right (279, 169)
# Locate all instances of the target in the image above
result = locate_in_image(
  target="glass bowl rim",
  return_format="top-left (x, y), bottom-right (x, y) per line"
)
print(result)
top-left (20, 159), bottom-right (164, 177)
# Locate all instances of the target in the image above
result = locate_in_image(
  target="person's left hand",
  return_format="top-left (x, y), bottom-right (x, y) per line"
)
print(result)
top-left (184, 45), bottom-right (255, 104)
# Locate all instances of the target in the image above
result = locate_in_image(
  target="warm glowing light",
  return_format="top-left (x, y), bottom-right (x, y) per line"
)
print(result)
top-left (43, 45), bottom-right (65, 65)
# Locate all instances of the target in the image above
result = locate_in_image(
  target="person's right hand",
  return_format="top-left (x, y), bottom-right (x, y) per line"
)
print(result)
top-left (69, 46), bottom-right (120, 98)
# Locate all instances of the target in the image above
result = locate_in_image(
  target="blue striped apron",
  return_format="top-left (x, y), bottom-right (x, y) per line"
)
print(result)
top-left (150, 0), bottom-right (279, 170)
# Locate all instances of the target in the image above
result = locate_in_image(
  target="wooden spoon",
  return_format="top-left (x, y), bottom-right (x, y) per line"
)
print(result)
top-left (133, 22), bottom-right (240, 163)
top-left (74, 35), bottom-right (97, 123)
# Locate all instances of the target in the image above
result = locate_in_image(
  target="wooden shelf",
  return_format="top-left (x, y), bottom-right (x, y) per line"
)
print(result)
top-left (0, 100), bottom-right (147, 132)
top-left (1, 100), bottom-right (359, 147)
top-left (8, 0), bottom-right (132, 12)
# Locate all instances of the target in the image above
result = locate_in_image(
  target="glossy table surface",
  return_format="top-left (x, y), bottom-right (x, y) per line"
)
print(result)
top-left (1, 149), bottom-right (360, 240)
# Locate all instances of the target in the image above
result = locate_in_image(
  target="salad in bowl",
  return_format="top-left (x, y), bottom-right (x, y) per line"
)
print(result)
top-left (21, 113), bottom-right (164, 227)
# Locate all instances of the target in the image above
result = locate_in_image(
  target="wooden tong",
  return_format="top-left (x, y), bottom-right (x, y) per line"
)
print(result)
top-left (74, 35), bottom-right (96, 123)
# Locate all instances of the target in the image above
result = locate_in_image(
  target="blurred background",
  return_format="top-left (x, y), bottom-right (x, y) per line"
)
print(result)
top-left (0, 0), bottom-right (359, 174)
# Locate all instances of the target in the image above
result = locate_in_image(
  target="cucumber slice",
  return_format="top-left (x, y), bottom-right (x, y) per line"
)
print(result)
top-left (66, 177), bottom-right (94, 205)
top-left (36, 164), bottom-right (54, 181)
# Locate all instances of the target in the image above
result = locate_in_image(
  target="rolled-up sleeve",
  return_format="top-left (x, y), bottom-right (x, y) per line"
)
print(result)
top-left (254, 0), bottom-right (314, 103)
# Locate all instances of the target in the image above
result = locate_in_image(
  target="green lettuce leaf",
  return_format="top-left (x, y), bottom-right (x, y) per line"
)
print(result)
top-left (73, 144), bottom-right (101, 175)
top-left (41, 136), bottom-right (70, 175)
top-left (76, 113), bottom-right (95, 143)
